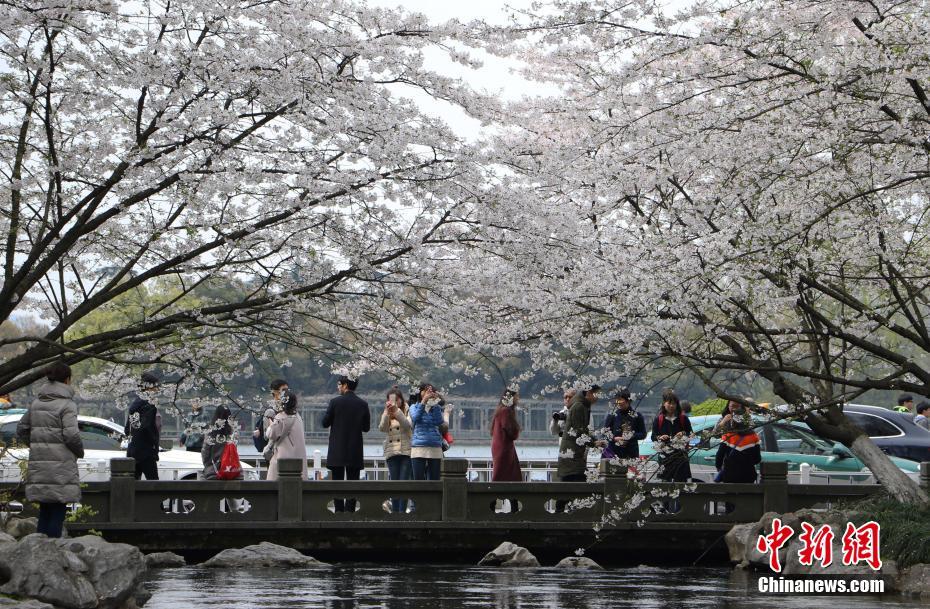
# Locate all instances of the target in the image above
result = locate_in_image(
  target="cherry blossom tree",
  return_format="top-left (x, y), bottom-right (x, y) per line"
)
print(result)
top-left (0, 0), bottom-right (491, 395)
top-left (396, 0), bottom-right (930, 501)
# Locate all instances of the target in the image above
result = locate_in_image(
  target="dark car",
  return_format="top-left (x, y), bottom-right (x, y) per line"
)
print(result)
top-left (840, 404), bottom-right (930, 463)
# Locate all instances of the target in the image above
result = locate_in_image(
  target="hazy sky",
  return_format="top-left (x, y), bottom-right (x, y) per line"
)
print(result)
top-left (364, 0), bottom-right (546, 138)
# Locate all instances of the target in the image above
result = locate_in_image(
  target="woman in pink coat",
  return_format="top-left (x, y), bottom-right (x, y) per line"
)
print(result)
top-left (491, 389), bottom-right (522, 482)
top-left (266, 394), bottom-right (308, 480)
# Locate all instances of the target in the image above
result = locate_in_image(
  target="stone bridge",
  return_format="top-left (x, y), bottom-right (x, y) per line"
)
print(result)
top-left (20, 459), bottom-right (913, 564)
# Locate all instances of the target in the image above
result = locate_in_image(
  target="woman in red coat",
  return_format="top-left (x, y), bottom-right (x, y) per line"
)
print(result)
top-left (491, 389), bottom-right (522, 482)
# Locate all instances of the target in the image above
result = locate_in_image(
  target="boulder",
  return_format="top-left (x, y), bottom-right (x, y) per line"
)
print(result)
top-left (4, 518), bottom-right (36, 540)
top-left (59, 536), bottom-right (148, 609)
top-left (0, 534), bottom-right (146, 609)
top-left (145, 552), bottom-right (186, 569)
top-left (0, 599), bottom-right (56, 609)
top-left (477, 542), bottom-right (540, 568)
top-left (0, 535), bottom-right (97, 609)
top-left (724, 522), bottom-right (760, 568)
top-left (202, 542), bottom-right (328, 568)
top-left (896, 563), bottom-right (930, 598)
top-left (555, 556), bottom-right (603, 569)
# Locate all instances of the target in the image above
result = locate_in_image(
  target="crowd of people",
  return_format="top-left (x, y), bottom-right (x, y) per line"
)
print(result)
top-left (29, 361), bottom-right (930, 532)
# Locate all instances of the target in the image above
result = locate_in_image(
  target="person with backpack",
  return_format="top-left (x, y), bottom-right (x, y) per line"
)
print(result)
top-left (601, 388), bottom-right (646, 461)
top-left (16, 361), bottom-right (84, 538)
top-left (267, 394), bottom-right (308, 481)
top-left (714, 400), bottom-right (762, 483)
top-left (125, 371), bottom-right (162, 480)
top-left (201, 405), bottom-right (242, 480)
top-left (254, 379), bottom-right (288, 453)
top-left (650, 389), bottom-right (693, 482)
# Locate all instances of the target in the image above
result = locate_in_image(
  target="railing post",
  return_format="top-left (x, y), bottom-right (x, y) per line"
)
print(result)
top-left (600, 461), bottom-right (629, 521)
top-left (761, 461), bottom-right (788, 514)
top-left (277, 458), bottom-right (303, 522)
top-left (110, 458), bottom-right (136, 523)
top-left (441, 458), bottom-right (469, 521)
top-left (920, 462), bottom-right (930, 492)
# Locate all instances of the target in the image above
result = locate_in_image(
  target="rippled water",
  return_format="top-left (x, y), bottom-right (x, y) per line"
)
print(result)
top-left (144, 564), bottom-right (922, 609)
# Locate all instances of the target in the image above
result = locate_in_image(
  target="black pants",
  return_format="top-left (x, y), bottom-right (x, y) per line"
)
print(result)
top-left (135, 457), bottom-right (159, 480)
top-left (328, 466), bottom-right (361, 512)
top-left (37, 502), bottom-right (67, 538)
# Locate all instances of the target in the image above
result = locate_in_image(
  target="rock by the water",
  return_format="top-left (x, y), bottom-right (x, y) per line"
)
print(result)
top-left (202, 542), bottom-right (328, 568)
top-left (896, 564), bottom-right (930, 598)
top-left (724, 522), bottom-right (760, 568)
top-left (727, 510), bottom-right (898, 583)
top-left (0, 534), bottom-right (146, 609)
top-left (4, 518), bottom-right (37, 540)
top-left (555, 556), bottom-right (603, 569)
top-left (59, 535), bottom-right (148, 609)
top-left (145, 551), bottom-right (186, 568)
top-left (0, 599), bottom-right (56, 609)
top-left (477, 542), bottom-right (540, 568)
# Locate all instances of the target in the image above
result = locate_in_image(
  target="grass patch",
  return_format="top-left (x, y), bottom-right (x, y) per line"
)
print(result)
top-left (830, 494), bottom-right (930, 568)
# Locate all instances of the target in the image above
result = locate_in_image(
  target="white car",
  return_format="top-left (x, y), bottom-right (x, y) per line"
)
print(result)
top-left (0, 410), bottom-right (257, 481)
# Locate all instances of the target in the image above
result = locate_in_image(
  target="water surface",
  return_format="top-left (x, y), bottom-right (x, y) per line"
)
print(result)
top-left (144, 564), bottom-right (920, 609)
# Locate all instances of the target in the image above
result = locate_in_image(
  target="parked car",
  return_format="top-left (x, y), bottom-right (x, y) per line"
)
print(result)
top-left (637, 414), bottom-right (919, 484)
top-left (0, 410), bottom-right (257, 481)
top-left (837, 404), bottom-right (930, 463)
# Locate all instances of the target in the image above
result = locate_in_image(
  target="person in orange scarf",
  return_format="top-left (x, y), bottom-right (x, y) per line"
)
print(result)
top-left (714, 400), bottom-right (762, 483)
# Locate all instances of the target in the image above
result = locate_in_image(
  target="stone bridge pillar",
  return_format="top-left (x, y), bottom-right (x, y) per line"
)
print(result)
top-left (441, 458), bottom-right (468, 521)
top-left (110, 458), bottom-right (136, 523)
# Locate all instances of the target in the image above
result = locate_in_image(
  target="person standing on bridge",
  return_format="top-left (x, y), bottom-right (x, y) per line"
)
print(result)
top-left (380, 386), bottom-right (412, 512)
top-left (201, 405), bottom-right (243, 480)
top-left (125, 371), bottom-right (162, 480)
top-left (267, 394), bottom-right (308, 481)
top-left (491, 389), bottom-right (522, 482)
top-left (322, 375), bottom-right (370, 510)
top-left (651, 389), bottom-right (693, 482)
top-left (550, 389), bottom-right (575, 438)
top-left (409, 383), bottom-right (446, 481)
top-left (16, 361), bottom-right (84, 538)
top-left (557, 384), bottom-right (606, 482)
top-left (179, 401), bottom-right (208, 453)
top-left (713, 400), bottom-right (761, 483)
top-left (601, 388), bottom-right (646, 462)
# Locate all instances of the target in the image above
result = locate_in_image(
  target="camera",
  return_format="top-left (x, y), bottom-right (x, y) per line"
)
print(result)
top-left (552, 411), bottom-right (567, 421)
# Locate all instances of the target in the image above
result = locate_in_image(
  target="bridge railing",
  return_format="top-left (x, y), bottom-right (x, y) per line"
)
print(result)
top-left (42, 459), bottom-right (922, 530)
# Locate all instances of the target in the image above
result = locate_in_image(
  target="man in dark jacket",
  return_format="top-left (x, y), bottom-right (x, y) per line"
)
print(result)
top-left (556, 384), bottom-right (606, 481)
top-left (322, 375), bottom-right (370, 511)
top-left (125, 371), bottom-right (161, 480)
top-left (602, 388), bottom-right (646, 460)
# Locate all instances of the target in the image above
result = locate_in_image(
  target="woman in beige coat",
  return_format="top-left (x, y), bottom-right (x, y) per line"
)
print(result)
top-left (16, 362), bottom-right (84, 538)
top-left (379, 387), bottom-right (412, 512)
top-left (266, 394), bottom-right (308, 481)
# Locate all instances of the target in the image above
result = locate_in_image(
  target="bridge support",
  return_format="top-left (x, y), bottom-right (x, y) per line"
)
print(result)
top-left (277, 458), bottom-right (304, 522)
top-left (761, 461), bottom-right (788, 513)
top-left (442, 458), bottom-right (468, 521)
top-left (110, 458), bottom-right (136, 523)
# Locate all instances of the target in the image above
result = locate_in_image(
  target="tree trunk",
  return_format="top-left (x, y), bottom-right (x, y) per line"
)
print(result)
top-left (762, 370), bottom-right (928, 503)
